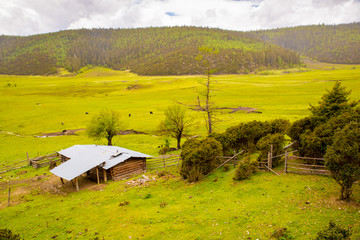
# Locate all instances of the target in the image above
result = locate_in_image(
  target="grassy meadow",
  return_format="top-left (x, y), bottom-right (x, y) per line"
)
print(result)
top-left (0, 63), bottom-right (360, 239)
top-left (1, 64), bottom-right (360, 163)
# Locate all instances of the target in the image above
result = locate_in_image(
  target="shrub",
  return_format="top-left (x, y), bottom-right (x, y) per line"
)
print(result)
top-left (289, 82), bottom-right (359, 158)
top-left (256, 133), bottom-right (286, 167)
top-left (180, 137), bottom-right (222, 182)
top-left (223, 165), bottom-right (230, 172)
top-left (270, 228), bottom-right (294, 240)
top-left (314, 220), bottom-right (352, 240)
top-left (0, 228), bottom-right (22, 240)
top-left (233, 156), bottom-right (257, 181)
top-left (214, 119), bottom-right (289, 155)
top-left (325, 122), bottom-right (360, 200)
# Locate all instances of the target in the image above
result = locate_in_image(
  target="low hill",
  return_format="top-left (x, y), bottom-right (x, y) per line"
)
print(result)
top-left (250, 22), bottom-right (360, 64)
top-left (0, 27), bottom-right (300, 76)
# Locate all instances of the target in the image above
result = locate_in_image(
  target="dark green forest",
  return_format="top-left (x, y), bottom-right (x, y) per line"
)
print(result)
top-left (250, 22), bottom-right (360, 64)
top-left (0, 23), bottom-right (359, 76)
top-left (0, 27), bottom-right (300, 75)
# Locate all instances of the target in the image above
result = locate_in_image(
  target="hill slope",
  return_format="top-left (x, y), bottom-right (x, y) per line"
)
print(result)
top-left (0, 27), bottom-right (300, 76)
top-left (250, 22), bottom-right (360, 64)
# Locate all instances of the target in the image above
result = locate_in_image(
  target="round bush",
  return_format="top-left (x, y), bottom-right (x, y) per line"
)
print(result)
top-left (180, 137), bottom-right (222, 182)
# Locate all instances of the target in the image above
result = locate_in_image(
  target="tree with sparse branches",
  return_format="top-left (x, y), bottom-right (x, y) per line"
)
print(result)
top-left (196, 45), bottom-right (219, 135)
top-left (158, 105), bottom-right (191, 149)
top-left (87, 110), bottom-right (123, 146)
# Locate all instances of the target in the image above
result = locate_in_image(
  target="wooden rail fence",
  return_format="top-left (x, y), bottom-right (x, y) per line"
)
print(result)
top-left (146, 155), bottom-right (181, 170)
top-left (0, 152), bottom-right (60, 174)
top-left (285, 155), bottom-right (330, 176)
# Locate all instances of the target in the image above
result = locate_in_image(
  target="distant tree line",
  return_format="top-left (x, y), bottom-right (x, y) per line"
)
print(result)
top-left (0, 27), bottom-right (300, 76)
top-left (250, 22), bottom-right (360, 64)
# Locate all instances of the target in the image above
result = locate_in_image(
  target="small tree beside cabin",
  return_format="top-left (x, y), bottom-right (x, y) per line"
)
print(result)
top-left (87, 110), bottom-right (123, 146)
top-left (158, 105), bottom-right (191, 149)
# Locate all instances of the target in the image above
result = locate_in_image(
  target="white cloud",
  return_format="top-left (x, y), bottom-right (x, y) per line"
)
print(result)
top-left (0, 0), bottom-right (359, 36)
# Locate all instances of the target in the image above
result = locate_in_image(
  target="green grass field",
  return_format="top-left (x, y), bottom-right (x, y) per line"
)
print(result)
top-left (1, 65), bottom-right (359, 163)
top-left (0, 64), bottom-right (360, 239)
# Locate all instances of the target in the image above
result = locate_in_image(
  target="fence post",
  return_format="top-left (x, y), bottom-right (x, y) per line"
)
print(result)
top-left (7, 187), bottom-right (11, 207)
top-left (163, 157), bottom-right (166, 168)
top-left (268, 152), bottom-right (272, 169)
top-left (27, 152), bottom-right (31, 166)
top-left (233, 150), bottom-right (236, 168)
top-left (285, 150), bottom-right (288, 174)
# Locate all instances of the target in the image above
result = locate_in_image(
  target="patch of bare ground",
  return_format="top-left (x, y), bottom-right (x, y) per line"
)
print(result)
top-left (0, 174), bottom-right (106, 209)
top-left (216, 106), bottom-right (262, 114)
top-left (38, 129), bottom-right (84, 137)
top-left (118, 129), bottom-right (147, 135)
top-left (177, 102), bottom-right (261, 114)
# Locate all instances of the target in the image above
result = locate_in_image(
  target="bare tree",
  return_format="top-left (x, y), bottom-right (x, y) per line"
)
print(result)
top-left (196, 46), bottom-right (219, 135)
top-left (87, 110), bottom-right (123, 146)
top-left (159, 105), bottom-right (191, 149)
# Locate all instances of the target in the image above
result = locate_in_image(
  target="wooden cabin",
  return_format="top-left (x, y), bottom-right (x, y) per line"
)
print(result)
top-left (50, 145), bottom-right (151, 190)
top-left (88, 157), bottom-right (146, 182)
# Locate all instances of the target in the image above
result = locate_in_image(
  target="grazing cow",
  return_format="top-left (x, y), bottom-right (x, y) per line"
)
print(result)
top-left (62, 130), bottom-right (67, 133)
top-left (85, 112), bottom-right (89, 114)
top-left (61, 122), bottom-right (64, 125)
top-left (129, 114), bottom-right (131, 117)
top-left (150, 111), bottom-right (153, 114)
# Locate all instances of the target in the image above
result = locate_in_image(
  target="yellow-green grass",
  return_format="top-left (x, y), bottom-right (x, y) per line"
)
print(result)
top-left (0, 65), bottom-right (359, 164)
top-left (0, 167), bottom-right (359, 239)
top-left (1, 64), bottom-right (360, 239)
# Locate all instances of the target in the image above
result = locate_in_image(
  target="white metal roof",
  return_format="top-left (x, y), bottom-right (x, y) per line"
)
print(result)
top-left (50, 145), bottom-right (151, 181)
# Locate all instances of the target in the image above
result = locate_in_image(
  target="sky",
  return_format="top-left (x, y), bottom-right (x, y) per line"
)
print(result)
top-left (0, 0), bottom-right (360, 36)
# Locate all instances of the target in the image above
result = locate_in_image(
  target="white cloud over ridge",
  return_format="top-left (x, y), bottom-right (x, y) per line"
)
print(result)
top-left (0, 0), bottom-right (359, 36)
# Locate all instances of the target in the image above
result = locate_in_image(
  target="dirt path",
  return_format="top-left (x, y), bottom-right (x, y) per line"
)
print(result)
top-left (0, 174), bottom-right (106, 209)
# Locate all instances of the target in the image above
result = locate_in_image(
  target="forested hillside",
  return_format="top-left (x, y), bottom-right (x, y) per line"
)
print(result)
top-left (250, 22), bottom-right (360, 64)
top-left (0, 27), bottom-right (300, 76)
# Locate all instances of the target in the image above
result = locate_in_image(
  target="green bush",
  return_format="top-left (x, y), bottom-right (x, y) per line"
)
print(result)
top-left (314, 220), bottom-right (352, 240)
top-left (213, 119), bottom-right (289, 155)
top-left (256, 133), bottom-right (286, 167)
top-left (0, 228), bottom-right (22, 240)
top-left (289, 82), bottom-right (360, 158)
top-left (325, 122), bottom-right (360, 200)
top-left (233, 156), bottom-right (257, 181)
top-left (180, 137), bottom-right (222, 182)
top-left (270, 228), bottom-right (294, 240)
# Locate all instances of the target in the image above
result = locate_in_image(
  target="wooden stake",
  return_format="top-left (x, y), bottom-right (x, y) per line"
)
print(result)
top-left (103, 169), bottom-right (107, 182)
top-left (27, 152), bottom-right (30, 166)
top-left (60, 177), bottom-right (64, 184)
top-left (285, 150), bottom-right (288, 174)
top-left (264, 165), bottom-right (279, 176)
top-left (233, 150), bottom-right (236, 168)
top-left (7, 187), bottom-right (11, 207)
top-left (75, 177), bottom-right (79, 192)
top-left (96, 168), bottom-right (100, 184)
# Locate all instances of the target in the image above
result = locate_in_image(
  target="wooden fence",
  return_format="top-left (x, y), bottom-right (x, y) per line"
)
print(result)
top-left (285, 155), bottom-right (330, 176)
top-left (0, 152), bottom-right (60, 174)
top-left (0, 160), bottom-right (28, 174)
top-left (146, 155), bottom-right (181, 170)
top-left (29, 152), bottom-right (60, 169)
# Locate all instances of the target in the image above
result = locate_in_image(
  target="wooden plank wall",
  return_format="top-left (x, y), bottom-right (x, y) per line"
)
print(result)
top-left (110, 158), bottom-right (146, 180)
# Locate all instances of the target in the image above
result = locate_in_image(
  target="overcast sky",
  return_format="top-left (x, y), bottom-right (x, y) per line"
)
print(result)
top-left (1, 0), bottom-right (359, 36)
